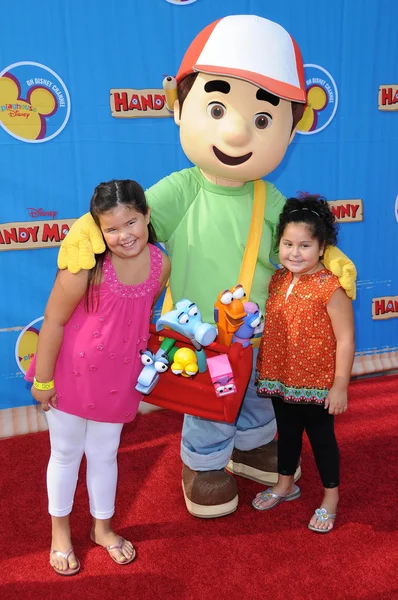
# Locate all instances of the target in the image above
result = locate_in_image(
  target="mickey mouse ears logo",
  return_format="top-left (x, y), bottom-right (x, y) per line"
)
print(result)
top-left (0, 61), bottom-right (71, 143)
top-left (297, 64), bottom-right (338, 135)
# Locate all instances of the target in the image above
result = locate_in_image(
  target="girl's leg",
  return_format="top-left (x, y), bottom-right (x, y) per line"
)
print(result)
top-left (84, 421), bottom-right (134, 562)
top-left (46, 408), bottom-right (86, 571)
top-left (305, 405), bottom-right (340, 531)
top-left (253, 397), bottom-right (304, 509)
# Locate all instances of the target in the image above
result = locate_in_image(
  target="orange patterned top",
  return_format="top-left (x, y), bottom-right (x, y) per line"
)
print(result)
top-left (256, 267), bottom-right (341, 404)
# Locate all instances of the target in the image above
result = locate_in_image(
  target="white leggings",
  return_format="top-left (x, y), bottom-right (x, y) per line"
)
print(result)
top-left (46, 408), bottom-right (124, 519)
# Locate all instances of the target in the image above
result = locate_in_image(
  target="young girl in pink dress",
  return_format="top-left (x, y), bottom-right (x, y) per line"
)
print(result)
top-left (28, 180), bottom-right (170, 575)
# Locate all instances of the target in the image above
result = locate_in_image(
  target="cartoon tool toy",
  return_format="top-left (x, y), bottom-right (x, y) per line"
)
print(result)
top-left (214, 285), bottom-right (247, 346)
top-left (232, 302), bottom-right (262, 348)
top-left (156, 299), bottom-right (217, 372)
top-left (135, 343), bottom-right (171, 395)
top-left (171, 347), bottom-right (199, 378)
top-left (206, 354), bottom-right (236, 397)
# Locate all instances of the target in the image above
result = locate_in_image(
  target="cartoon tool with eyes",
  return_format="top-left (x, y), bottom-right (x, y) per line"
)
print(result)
top-left (233, 302), bottom-right (263, 348)
top-left (171, 347), bottom-right (199, 378)
top-left (207, 354), bottom-right (236, 398)
top-left (214, 284), bottom-right (247, 346)
top-left (59, 15), bottom-right (357, 519)
top-left (135, 347), bottom-right (170, 395)
top-left (156, 299), bottom-right (217, 372)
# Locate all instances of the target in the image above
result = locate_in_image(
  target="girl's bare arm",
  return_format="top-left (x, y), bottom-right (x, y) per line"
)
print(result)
top-left (325, 287), bottom-right (355, 414)
top-left (34, 269), bottom-right (89, 384)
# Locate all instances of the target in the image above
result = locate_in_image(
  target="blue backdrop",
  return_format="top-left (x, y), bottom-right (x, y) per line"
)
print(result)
top-left (1, 0), bottom-right (397, 414)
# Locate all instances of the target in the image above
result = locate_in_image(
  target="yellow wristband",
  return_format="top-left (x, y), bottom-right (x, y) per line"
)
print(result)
top-left (33, 377), bottom-right (55, 391)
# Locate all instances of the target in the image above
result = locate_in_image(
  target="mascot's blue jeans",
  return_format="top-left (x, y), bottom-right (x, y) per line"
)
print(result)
top-left (181, 349), bottom-right (277, 471)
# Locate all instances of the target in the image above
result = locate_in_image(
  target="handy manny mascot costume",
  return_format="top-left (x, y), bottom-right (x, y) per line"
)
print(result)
top-left (58, 15), bottom-right (356, 518)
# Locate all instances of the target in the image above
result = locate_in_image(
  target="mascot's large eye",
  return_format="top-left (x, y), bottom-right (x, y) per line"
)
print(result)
top-left (226, 384), bottom-right (235, 392)
top-left (216, 386), bottom-right (225, 394)
top-left (207, 102), bottom-right (226, 120)
top-left (232, 286), bottom-right (245, 300)
top-left (154, 361), bottom-right (168, 373)
top-left (254, 113), bottom-right (272, 130)
top-left (178, 313), bottom-right (189, 325)
top-left (220, 291), bottom-right (233, 305)
top-left (188, 305), bottom-right (198, 317)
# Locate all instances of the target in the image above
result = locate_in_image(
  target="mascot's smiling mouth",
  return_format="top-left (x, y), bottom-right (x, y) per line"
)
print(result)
top-left (213, 146), bottom-right (253, 166)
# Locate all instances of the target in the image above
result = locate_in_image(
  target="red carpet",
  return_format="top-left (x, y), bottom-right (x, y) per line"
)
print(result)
top-left (1, 375), bottom-right (398, 600)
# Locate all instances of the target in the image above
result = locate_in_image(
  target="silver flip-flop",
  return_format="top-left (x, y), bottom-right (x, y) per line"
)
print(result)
top-left (252, 485), bottom-right (301, 511)
top-left (50, 548), bottom-right (80, 576)
top-left (308, 507), bottom-right (337, 533)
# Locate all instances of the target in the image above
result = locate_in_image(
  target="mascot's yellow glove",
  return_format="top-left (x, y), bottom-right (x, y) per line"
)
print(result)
top-left (57, 212), bottom-right (105, 273)
top-left (323, 246), bottom-right (357, 300)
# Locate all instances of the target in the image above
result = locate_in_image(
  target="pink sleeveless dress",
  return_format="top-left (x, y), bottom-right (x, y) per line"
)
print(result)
top-left (27, 244), bottom-right (162, 423)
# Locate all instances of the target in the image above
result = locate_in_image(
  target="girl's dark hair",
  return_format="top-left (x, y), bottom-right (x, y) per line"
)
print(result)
top-left (85, 179), bottom-right (156, 311)
top-left (177, 73), bottom-right (305, 132)
top-left (275, 196), bottom-right (338, 254)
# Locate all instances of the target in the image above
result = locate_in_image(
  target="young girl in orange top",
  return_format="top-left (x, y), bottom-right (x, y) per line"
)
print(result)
top-left (253, 196), bottom-right (355, 532)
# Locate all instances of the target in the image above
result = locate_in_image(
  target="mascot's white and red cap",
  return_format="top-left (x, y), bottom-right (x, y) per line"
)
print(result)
top-left (175, 15), bottom-right (306, 103)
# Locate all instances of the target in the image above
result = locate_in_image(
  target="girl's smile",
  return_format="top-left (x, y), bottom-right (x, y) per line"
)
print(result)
top-left (120, 239), bottom-right (136, 249)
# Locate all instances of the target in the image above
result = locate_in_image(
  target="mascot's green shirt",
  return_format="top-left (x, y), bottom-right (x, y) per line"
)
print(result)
top-left (147, 166), bottom-right (286, 325)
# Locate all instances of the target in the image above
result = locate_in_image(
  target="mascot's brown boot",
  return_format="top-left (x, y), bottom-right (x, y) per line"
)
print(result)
top-left (182, 464), bottom-right (238, 518)
top-left (226, 439), bottom-right (301, 485)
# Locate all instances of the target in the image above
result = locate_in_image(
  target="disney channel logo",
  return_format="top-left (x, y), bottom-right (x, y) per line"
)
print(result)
top-left (297, 64), bottom-right (338, 135)
top-left (27, 207), bottom-right (57, 219)
top-left (0, 61), bottom-right (70, 143)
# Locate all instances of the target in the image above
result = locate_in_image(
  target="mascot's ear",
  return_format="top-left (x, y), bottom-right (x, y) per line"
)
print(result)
top-left (174, 100), bottom-right (181, 126)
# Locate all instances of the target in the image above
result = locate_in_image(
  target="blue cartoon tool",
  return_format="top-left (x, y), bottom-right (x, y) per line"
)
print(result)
top-left (135, 339), bottom-right (174, 394)
top-left (156, 299), bottom-right (217, 372)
